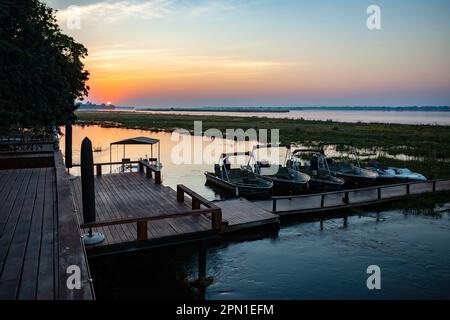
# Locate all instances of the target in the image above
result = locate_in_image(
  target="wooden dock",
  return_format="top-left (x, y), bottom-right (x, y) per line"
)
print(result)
top-left (216, 198), bottom-right (279, 233)
top-left (0, 150), bottom-right (94, 300)
top-left (70, 172), bottom-right (220, 255)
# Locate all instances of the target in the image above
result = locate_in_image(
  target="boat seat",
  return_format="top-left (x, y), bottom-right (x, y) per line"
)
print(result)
top-left (245, 171), bottom-right (258, 183)
top-left (276, 166), bottom-right (290, 178)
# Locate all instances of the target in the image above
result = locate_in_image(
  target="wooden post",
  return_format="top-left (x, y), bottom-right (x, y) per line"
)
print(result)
top-left (192, 198), bottom-right (201, 210)
top-left (406, 183), bottom-right (410, 195)
top-left (198, 241), bottom-right (206, 280)
top-left (377, 187), bottom-right (381, 200)
top-left (65, 121), bottom-right (72, 169)
top-left (137, 221), bottom-right (148, 241)
top-left (96, 164), bottom-right (102, 176)
top-left (343, 192), bottom-right (349, 204)
top-left (320, 194), bottom-right (325, 207)
top-left (433, 180), bottom-right (436, 193)
top-left (155, 170), bottom-right (162, 185)
top-left (212, 209), bottom-right (222, 231)
top-left (272, 198), bottom-right (277, 212)
top-left (177, 185), bottom-right (184, 202)
top-left (81, 137), bottom-right (96, 225)
top-left (320, 219), bottom-right (323, 230)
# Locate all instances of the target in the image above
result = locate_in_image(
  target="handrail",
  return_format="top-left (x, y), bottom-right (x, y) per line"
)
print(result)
top-left (138, 159), bottom-right (161, 184)
top-left (177, 184), bottom-right (222, 230)
top-left (80, 207), bottom-right (219, 229)
top-left (270, 179), bottom-right (450, 213)
top-left (271, 179), bottom-right (446, 200)
top-left (72, 159), bottom-right (157, 167)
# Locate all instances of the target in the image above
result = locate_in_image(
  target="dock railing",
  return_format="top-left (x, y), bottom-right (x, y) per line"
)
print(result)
top-left (79, 185), bottom-right (223, 242)
top-left (270, 179), bottom-right (450, 214)
top-left (72, 158), bottom-right (161, 183)
top-left (177, 184), bottom-right (223, 231)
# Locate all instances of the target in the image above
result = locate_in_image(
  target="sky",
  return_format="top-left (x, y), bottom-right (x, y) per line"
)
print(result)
top-left (46, 0), bottom-right (450, 107)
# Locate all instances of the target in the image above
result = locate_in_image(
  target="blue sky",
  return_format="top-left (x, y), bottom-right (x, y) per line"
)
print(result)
top-left (46, 0), bottom-right (450, 107)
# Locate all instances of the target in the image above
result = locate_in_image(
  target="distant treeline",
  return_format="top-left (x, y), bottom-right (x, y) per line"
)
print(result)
top-left (289, 106), bottom-right (450, 112)
top-left (139, 106), bottom-right (450, 112)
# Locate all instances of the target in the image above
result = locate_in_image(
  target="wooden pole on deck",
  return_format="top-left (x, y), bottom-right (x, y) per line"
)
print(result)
top-left (65, 121), bottom-right (72, 169)
top-left (81, 137), bottom-right (96, 228)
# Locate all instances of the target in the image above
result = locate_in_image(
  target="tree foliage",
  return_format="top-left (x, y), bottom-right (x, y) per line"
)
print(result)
top-left (0, 0), bottom-right (89, 127)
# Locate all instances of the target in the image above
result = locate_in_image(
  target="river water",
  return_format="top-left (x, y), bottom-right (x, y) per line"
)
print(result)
top-left (61, 125), bottom-right (450, 299)
top-left (134, 109), bottom-right (450, 125)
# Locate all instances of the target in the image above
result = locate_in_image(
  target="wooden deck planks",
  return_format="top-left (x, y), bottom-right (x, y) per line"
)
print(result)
top-left (215, 198), bottom-right (279, 232)
top-left (69, 173), bottom-right (214, 252)
top-left (0, 169), bottom-right (39, 299)
top-left (0, 168), bottom-right (57, 299)
top-left (0, 160), bottom-right (94, 300)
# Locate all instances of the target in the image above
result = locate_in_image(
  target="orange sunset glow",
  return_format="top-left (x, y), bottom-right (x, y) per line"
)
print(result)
top-left (49, 0), bottom-right (450, 107)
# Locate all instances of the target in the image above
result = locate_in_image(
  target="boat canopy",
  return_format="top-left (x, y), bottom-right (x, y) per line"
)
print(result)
top-left (221, 151), bottom-right (251, 157)
top-left (110, 136), bottom-right (159, 145)
top-left (110, 136), bottom-right (161, 164)
top-left (292, 148), bottom-right (322, 155)
top-left (253, 143), bottom-right (291, 150)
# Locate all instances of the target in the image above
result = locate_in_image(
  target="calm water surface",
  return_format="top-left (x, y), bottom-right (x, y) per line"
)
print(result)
top-left (63, 125), bottom-right (450, 299)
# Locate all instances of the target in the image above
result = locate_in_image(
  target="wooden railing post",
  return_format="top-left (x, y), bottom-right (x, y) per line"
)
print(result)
top-left (192, 198), bottom-right (201, 210)
top-left (406, 183), bottom-right (410, 195)
top-left (212, 209), bottom-right (222, 231)
top-left (177, 185), bottom-right (184, 202)
top-left (343, 191), bottom-right (349, 204)
top-left (320, 194), bottom-right (325, 207)
top-left (433, 180), bottom-right (436, 193)
top-left (155, 170), bottom-right (161, 184)
top-left (272, 198), bottom-right (277, 212)
top-left (378, 187), bottom-right (381, 200)
top-left (137, 221), bottom-right (148, 241)
top-left (96, 164), bottom-right (102, 176)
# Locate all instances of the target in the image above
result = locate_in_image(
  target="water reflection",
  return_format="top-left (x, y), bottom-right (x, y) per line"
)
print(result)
top-left (63, 125), bottom-right (450, 299)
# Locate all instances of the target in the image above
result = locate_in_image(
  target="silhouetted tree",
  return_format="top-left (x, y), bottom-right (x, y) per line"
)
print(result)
top-left (0, 0), bottom-right (89, 128)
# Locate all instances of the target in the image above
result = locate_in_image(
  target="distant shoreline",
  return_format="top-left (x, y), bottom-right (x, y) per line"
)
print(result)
top-left (78, 105), bottom-right (450, 113)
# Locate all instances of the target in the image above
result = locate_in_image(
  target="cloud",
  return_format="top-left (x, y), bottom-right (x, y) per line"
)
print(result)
top-left (56, 0), bottom-right (175, 23)
top-left (56, 0), bottom-right (245, 24)
top-left (188, 0), bottom-right (245, 17)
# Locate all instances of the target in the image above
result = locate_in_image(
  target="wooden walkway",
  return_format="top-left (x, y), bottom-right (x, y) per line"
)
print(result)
top-left (70, 173), bottom-right (219, 255)
top-left (216, 198), bottom-right (279, 233)
top-left (255, 179), bottom-right (450, 216)
top-left (0, 151), bottom-right (94, 300)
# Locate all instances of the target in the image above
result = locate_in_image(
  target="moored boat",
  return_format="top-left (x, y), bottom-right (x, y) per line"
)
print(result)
top-left (249, 144), bottom-right (310, 194)
top-left (318, 142), bottom-right (378, 187)
top-left (204, 152), bottom-right (273, 197)
top-left (288, 148), bottom-right (346, 191)
top-left (366, 161), bottom-right (427, 182)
